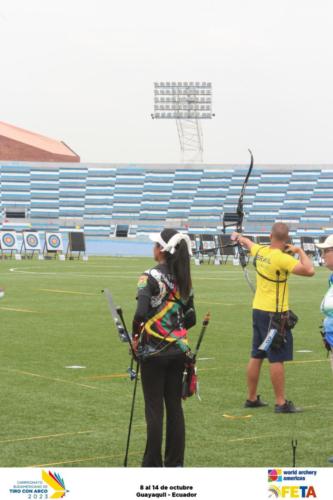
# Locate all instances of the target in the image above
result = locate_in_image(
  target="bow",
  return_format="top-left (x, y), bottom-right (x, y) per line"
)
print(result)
top-left (103, 288), bottom-right (138, 379)
top-left (102, 288), bottom-right (140, 467)
top-left (235, 149), bottom-right (255, 293)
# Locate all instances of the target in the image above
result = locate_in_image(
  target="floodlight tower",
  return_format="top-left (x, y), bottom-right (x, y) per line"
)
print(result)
top-left (151, 81), bottom-right (214, 163)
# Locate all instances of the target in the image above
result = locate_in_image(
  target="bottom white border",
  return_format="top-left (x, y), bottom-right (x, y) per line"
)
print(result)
top-left (0, 467), bottom-right (331, 500)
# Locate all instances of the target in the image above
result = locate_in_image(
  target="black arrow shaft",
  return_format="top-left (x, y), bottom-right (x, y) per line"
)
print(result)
top-left (192, 312), bottom-right (210, 363)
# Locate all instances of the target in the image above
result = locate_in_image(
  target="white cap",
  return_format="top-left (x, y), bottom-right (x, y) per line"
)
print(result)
top-left (316, 235), bottom-right (333, 249)
top-left (149, 228), bottom-right (192, 256)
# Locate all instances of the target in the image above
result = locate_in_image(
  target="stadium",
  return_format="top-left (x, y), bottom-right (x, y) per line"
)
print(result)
top-left (0, 119), bottom-right (332, 469)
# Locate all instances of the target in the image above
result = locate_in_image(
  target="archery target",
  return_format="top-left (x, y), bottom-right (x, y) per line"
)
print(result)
top-left (202, 240), bottom-right (215, 250)
top-left (0, 231), bottom-right (18, 250)
top-left (23, 232), bottom-right (42, 251)
top-left (69, 231), bottom-right (86, 252)
top-left (45, 232), bottom-right (63, 252)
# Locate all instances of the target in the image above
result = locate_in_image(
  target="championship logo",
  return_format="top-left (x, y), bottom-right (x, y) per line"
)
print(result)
top-left (42, 470), bottom-right (67, 498)
top-left (8, 470), bottom-right (68, 498)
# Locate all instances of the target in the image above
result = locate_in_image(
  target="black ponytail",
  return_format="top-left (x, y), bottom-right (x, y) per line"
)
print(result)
top-left (165, 239), bottom-right (192, 300)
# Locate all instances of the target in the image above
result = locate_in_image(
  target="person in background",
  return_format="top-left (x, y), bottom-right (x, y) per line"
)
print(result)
top-left (315, 235), bottom-right (333, 463)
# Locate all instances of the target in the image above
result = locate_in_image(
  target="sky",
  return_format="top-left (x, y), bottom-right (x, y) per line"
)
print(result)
top-left (1, 0), bottom-right (333, 165)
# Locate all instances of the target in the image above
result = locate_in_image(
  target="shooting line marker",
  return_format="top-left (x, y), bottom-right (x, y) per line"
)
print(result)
top-left (65, 365), bottom-right (86, 369)
top-left (197, 301), bottom-right (236, 306)
top-left (6, 368), bottom-right (100, 391)
top-left (223, 414), bottom-right (253, 420)
top-left (289, 359), bottom-right (329, 365)
top-left (228, 433), bottom-right (277, 442)
top-left (0, 306), bottom-right (37, 313)
top-left (0, 430), bottom-right (93, 445)
top-left (30, 451), bottom-right (142, 468)
top-left (38, 288), bottom-right (97, 296)
top-left (196, 367), bottom-right (217, 372)
top-left (82, 373), bottom-right (128, 380)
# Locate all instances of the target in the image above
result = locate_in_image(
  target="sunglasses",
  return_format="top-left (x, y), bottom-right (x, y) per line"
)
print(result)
top-left (322, 248), bottom-right (333, 254)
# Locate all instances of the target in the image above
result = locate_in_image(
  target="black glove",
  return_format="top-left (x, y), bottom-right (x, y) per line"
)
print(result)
top-left (184, 308), bottom-right (196, 329)
top-left (271, 331), bottom-right (287, 351)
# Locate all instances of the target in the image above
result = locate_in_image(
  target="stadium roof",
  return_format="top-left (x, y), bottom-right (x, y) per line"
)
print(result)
top-left (0, 120), bottom-right (80, 162)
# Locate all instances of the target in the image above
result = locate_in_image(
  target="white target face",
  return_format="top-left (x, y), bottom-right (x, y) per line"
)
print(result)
top-left (45, 233), bottom-right (63, 252)
top-left (24, 232), bottom-right (41, 251)
top-left (0, 231), bottom-right (18, 250)
top-left (27, 234), bottom-right (38, 248)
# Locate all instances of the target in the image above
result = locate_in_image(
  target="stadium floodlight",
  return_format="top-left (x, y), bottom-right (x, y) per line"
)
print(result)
top-left (152, 81), bottom-right (214, 163)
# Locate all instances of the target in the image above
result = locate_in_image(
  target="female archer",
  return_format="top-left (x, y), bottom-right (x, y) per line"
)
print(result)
top-left (132, 228), bottom-right (196, 467)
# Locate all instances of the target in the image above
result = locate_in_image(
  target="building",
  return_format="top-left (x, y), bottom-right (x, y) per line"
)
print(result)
top-left (0, 121), bottom-right (80, 163)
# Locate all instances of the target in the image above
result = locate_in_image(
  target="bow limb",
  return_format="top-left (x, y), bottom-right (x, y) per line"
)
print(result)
top-left (236, 149), bottom-right (255, 293)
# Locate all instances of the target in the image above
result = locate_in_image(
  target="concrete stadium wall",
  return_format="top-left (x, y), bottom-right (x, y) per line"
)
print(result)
top-left (0, 161), bottom-right (333, 238)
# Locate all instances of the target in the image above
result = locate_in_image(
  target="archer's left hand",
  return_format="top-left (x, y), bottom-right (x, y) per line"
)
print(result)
top-left (230, 232), bottom-right (240, 242)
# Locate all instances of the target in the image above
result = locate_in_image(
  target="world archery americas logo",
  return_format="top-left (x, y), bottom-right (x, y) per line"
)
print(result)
top-left (42, 470), bottom-right (68, 499)
top-left (268, 469), bottom-right (283, 482)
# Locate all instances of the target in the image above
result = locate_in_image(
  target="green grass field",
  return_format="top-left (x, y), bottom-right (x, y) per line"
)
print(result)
top-left (0, 256), bottom-right (332, 468)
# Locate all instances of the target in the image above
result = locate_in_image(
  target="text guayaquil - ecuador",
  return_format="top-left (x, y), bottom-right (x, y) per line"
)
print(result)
top-left (137, 494), bottom-right (197, 498)
top-left (137, 486), bottom-right (197, 498)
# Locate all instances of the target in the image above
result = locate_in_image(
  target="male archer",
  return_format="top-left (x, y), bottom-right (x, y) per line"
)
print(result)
top-left (232, 222), bottom-right (314, 413)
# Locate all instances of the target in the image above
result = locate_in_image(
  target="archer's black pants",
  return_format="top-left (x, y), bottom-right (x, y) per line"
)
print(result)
top-left (140, 354), bottom-right (186, 467)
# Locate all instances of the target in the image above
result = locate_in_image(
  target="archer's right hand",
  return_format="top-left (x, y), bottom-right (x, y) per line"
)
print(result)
top-left (284, 244), bottom-right (299, 255)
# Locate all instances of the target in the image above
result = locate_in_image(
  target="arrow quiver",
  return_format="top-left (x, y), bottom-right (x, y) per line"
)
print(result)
top-left (181, 312), bottom-right (210, 400)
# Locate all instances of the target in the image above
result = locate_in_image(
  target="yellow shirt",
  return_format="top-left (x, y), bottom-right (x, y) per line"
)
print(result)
top-left (250, 244), bottom-right (298, 312)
